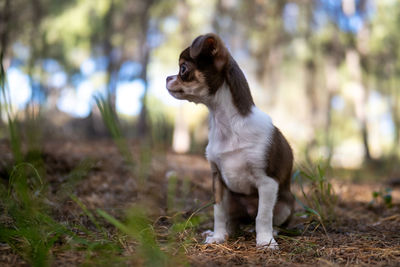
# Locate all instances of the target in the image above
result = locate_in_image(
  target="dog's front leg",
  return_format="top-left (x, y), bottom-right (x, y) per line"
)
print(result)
top-left (205, 163), bottom-right (229, 244)
top-left (256, 177), bottom-right (279, 249)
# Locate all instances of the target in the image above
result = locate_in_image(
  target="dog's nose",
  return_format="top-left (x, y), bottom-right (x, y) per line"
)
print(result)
top-left (166, 76), bottom-right (173, 83)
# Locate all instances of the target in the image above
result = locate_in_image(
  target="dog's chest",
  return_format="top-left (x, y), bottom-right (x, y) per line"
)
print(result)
top-left (206, 108), bottom-right (274, 194)
top-left (208, 145), bottom-right (257, 194)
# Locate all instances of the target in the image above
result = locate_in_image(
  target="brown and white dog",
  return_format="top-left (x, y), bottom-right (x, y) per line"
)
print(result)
top-left (166, 33), bottom-right (294, 249)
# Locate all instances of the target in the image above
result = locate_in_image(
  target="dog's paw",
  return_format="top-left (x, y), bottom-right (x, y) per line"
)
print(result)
top-left (205, 234), bottom-right (228, 244)
top-left (273, 228), bottom-right (278, 237)
top-left (201, 230), bottom-right (213, 238)
top-left (203, 230), bottom-right (228, 244)
top-left (256, 236), bottom-right (279, 250)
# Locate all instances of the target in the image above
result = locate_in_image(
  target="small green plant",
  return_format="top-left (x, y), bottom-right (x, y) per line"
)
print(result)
top-left (94, 90), bottom-right (218, 265)
top-left (96, 203), bottom-right (207, 266)
top-left (68, 194), bottom-right (123, 265)
top-left (0, 161), bottom-right (125, 266)
top-left (94, 94), bottom-right (197, 265)
top-left (94, 95), bottom-right (134, 166)
top-left (293, 165), bottom-right (338, 232)
top-left (0, 57), bottom-right (60, 266)
top-left (1, 163), bottom-right (66, 266)
top-left (370, 188), bottom-right (393, 208)
top-left (1, 53), bottom-right (155, 266)
top-left (98, 206), bottom-right (175, 266)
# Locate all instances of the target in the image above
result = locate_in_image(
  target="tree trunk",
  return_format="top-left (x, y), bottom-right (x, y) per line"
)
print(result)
top-left (304, 58), bottom-right (318, 163)
top-left (390, 78), bottom-right (400, 152)
top-left (103, 0), bottom-right (117, 114)
top-left (0, 0), bottom-right (11, 55)
top-left (0, 0), bottom-right (11, 125)
top-left (27, 0), bottom-right (43, 104)
top-left (137, 46), bottom-right (150, 138)
top-left (346, 48), bottom-right (372, 162)
top-left (250, 1), bottom-right (286, 107)
top-left (136, 0), bottom-right (154, 139)
top-left (324, 55), bottom-right (340, 165)
top-left (356, 25), bottom-right (373, 162)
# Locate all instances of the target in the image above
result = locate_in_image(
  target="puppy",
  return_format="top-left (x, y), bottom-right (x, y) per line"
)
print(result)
top-left (166, 33), bottom-right (294, 249)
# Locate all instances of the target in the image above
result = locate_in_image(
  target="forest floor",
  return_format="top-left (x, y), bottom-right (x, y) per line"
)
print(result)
top-left (1, 139), bottom-right (400, 266)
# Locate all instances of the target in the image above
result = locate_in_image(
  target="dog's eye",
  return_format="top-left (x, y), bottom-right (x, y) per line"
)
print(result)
top-left (180, 65), bottom-right (187, 75)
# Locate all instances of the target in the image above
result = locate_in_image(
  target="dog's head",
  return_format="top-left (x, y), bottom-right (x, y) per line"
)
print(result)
top-left (166, 33), bottom-right (228, 103)
top-left (166, 33), bottom-right (254, 115)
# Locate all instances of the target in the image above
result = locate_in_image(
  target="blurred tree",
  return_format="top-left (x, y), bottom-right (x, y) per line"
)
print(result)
top-left (368, 0), bottom-right (400, 154)
top-left (247, 0), bottom-right (288, 106)
top-left (0, 0), bottom-right (74, 124)
top-left (347, 0), bottom-right (373, 162)
top-left (314, 0), bottom-right (374, 163)
top-left (0, 0), bottom-right (11, 57)
top-left (86, 0), bottom-right (175, 137)
top-left (2, 0), bottom-right (400, 166)
top-left (322, 33), bottom-right (343, 164)
top-left (27, 0), bottom-right (45, 106)
top-left (37, 0), bottom-right (177, 136)
top-left (136, 0), bottom-right (156, 138)
top-left (300, 0), bottom-right (331, 162)
top-left (0, 0), bottom-right (11, 125)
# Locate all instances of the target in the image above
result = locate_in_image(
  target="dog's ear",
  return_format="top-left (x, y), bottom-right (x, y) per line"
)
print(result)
top-left (225, 59), bottom-right (254, 116)
top-left (190, 33), bottom-right (228, 71)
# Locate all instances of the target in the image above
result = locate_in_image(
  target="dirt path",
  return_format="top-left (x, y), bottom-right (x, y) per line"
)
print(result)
top-left (1, 140), bottom-right (399, 266)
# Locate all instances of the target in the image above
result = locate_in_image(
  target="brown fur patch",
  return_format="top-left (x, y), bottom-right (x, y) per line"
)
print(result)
top-left (265, 127), bottom-right (293, 184)
top-left (225, 56), bottom-right (254, 116)
top-left (189, 33), bottom-right (228, 71)
top-left (266, 127), bottom-right (295, 225)
top-left (211, 162), bottom-right (223, 204)
top-left (194, 70), bottom-right (205, 83)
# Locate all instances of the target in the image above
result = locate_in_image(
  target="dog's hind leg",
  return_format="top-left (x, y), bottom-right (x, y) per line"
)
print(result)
top-left (273, 188), bottom-right (294, 226)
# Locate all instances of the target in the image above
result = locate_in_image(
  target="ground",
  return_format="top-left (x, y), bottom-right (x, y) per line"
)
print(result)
top-left (0, 139), bottom-right (399, 266)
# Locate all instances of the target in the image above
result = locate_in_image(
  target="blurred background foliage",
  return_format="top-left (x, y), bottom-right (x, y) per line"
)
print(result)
top-left (1, 0), bottom-right (400, 171)
top-left (1, 1), bottom-right (400, 265)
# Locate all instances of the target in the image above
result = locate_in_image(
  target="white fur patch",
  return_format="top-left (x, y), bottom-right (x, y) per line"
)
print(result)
top-left (204, 202), bottom-right (229, 244)
top-left (166, 75), bottom-right (178, 89)
top-left (205, 84), bottom-right (275, 194)
top-left (256, 178), bottom-right (279, 249)
top-left (204, 84), bottom-right (279, 249)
